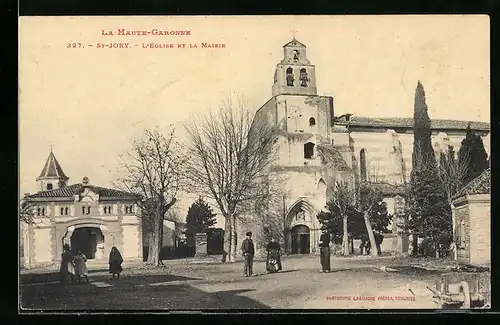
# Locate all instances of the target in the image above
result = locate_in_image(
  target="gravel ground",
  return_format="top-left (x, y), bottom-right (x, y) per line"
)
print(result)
top-left (20, 255), bottom-right (488, 310)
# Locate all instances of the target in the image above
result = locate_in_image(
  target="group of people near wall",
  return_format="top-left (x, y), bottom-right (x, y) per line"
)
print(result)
top-left (241, 227), bottom-right (385, 276)
top-left (59, 244), bottom-right (124, 284)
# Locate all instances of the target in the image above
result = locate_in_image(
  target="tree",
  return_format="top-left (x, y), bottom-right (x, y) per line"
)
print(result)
top-left (184, 96), bottom-right (278, 262)
top-left (20, 197), bottom-right (36, 225)
top-left (317, 181), bottom-right (391, 257)
top-left (458, 124), bottom-right (489, 185)
top-left (407, 81), bottom-right (453, 258)
top-left (185, 197), bottom-right (217, 239)
top-left (438, 146), bottom-right (470, 205)
top-left (118, 127), bottom-right (184, 266)
top-left (328, 181), bottom-right (355, 255)
top-left (408, 81), bottom-right (446, 257)
top-left (354, 182), bottom-right (392, 257)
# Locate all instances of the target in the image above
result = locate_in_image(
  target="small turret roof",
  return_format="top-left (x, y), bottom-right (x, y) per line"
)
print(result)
top-left (37, 150), bottom-right (69, 180)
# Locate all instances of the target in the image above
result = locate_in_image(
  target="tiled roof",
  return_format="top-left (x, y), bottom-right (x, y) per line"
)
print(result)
top-left (454, 168), bottom-right (491, 199)
top-left (37, 151), bottom-right (69, 180)
top-left (335, 116), bottom-right (490, 131)
top-left (316, 145), bottom-right (351, 171)
top-left (366, 182), bottom-right (407, 197)
top-left (26, 183), bottom-right (138, 199)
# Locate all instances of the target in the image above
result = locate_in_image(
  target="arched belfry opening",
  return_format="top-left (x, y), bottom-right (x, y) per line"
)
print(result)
top-left (286, 67), bottom-right (294, 86)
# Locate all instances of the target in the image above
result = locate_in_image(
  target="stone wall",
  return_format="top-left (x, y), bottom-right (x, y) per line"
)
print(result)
top-left (452, 194), bottom-right (490, 266)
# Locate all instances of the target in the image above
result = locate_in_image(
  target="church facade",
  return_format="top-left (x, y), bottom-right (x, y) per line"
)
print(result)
top-left (238, 38), bottom-right (490, 256)
top-left (21, 151), bottom-right (143, 268)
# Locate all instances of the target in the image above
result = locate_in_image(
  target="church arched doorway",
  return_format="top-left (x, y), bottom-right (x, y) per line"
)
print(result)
top-left (70, 227), bottom-right (104, 260)
top-left (291, 225), bottom-right (310, 254)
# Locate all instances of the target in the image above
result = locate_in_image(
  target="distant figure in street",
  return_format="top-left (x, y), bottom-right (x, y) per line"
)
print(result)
top-left (266, 238), bottom-right (282, 273)
top-left (319, 227), bottom-right (331, 273)
top-left (59, 244), bottom-right (75, 284)
top-left (241, 231), bottom-right (255, 277)
top-left (109, 246), bottom-right (124, 280)
top-left (73, 249), bottom-right (89, 283)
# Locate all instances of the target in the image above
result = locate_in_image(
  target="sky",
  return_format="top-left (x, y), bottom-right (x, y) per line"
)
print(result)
top-left (19, 15), bottom-right (490, 226)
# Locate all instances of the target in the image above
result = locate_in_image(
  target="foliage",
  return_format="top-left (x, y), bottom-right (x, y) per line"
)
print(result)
top-left (185, 197), bottom-right (217, 238)
top-left (117, 127), bottom-right (185, 266)
top-left (408, 81), bottom-right (453, 257)
top-left (458, 124), bottom-right (489, 185)
top-left (438, 146), bottom-right (470, 204)
top-left (20, 198), bottom-right (36, 225)
top-left (316, 181), bottom-right (392, 251)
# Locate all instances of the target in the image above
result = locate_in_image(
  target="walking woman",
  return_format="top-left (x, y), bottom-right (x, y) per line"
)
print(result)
top-left (60, 244), bottom-right (75, 284)
top-left (266, 238), bottom-right (282, 273)
top-left (73, 249), bottom-right (90, 283)
top-left (109, 246), bottom-right (124, 280)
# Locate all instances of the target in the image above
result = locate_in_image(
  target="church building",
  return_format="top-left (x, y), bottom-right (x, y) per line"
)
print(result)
top-left (21, 150), bottom-right (143, 269)
top-left (238, 38), bottom-right (490, 256)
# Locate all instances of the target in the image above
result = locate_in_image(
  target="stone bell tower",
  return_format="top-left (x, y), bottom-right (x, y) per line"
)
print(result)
top-left (272, 38), bottom-right (318, 97)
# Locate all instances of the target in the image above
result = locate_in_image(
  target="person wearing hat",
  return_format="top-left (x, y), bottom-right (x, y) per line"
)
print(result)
top-left (241, 231), bottom-right (255, 277)
top-left (318, 227), bottom-right (331, 273)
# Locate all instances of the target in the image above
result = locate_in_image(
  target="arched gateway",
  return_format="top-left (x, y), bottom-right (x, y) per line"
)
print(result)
top-left (284, 198), bottom-right (320, 255)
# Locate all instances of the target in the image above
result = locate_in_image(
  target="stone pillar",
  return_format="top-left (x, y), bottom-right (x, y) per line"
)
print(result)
top-left (194, 233), bottom-right (208, 258)
top-left (392, 196), bottom-right (409, 256)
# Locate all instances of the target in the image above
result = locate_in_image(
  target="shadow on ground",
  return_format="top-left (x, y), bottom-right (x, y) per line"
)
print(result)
top-left (21, 277), bottom-right (269, 310)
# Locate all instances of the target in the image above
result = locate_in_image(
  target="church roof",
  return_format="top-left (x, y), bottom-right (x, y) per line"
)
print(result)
top-left (283, 38), bottom-right (306, 48)
top-left (453, 168), bottom-right (491, 199)
top-left (335, 116), bottom-right (490, 132)
top-left (37, 151), bottom-right (69, 180)
top-left (26, 183), bottom-right (138, 200)
top-left (365, 182), bottom-right (407, 197)
top-left (316, 145), bottom-right (351, 171)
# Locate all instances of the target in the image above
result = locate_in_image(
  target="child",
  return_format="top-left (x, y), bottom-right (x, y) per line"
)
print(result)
top-left (108, 246), bottom-right (124, 280)
top-left (73, 249), bottom-right (89, 283)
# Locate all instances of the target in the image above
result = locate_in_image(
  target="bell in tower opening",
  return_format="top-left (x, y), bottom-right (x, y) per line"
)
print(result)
top-left (300, 68), bottom-right (309, 87)
top-left (286, 67), bottom-right (294, 86)
top-left (293, 50), bottom-right (300, 62)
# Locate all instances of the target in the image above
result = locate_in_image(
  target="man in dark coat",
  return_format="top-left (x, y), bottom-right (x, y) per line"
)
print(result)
top-left (241, 231), bottom-right (255, 277)
top-left (319, 227), bottom-right (331, 273)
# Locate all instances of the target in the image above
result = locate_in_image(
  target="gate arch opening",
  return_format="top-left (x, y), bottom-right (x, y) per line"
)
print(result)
top-left (291, 224), bottom-right (310, 254)
top-left (70, 227), bottom-right (104, 260)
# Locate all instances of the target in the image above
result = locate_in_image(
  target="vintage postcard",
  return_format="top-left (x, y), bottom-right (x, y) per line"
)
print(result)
top-left (19, 15), bottom-right (490, 311)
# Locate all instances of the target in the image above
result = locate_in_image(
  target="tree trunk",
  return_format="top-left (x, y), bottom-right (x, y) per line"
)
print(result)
top-left (342, 215), bottom-right (349, 256)
top-left (147, 232), bottom-right (154, 263)
top-left (435, 241), bottom-right (440, 259)
top-left (223, 219), bottom-right (231, 262)
top-left (158, 219), bottom-right (164, 264)
top-left (350, 236), bottom-right (354, 254)
top-left (363, 212), bottom-right (378, 257)
top-left (147, 212), bottom-right (163, 266)
top-left (229, 214), bottom-right (237, 262)
top-left (412, 234), bottom-right (418, 256)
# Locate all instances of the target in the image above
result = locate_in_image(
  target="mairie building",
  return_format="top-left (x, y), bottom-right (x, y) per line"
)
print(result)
top-left (21, 150), bottom-right (143, 268)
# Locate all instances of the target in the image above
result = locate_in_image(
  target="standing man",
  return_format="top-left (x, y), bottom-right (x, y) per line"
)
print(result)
top-left (241, 231), bottom-right (255, 277)
top-left (319, 227), bottom-right (331, 273)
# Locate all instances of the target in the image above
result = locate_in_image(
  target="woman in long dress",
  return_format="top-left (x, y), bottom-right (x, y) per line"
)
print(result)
top-left (266, 238), bottom-right (282, 273)
top-left (73, 249), bottom-right (89, 283)
top-left (108, 246), bottom-right (124, 280)
top-left (59, 244), bottom-right (75, 284)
